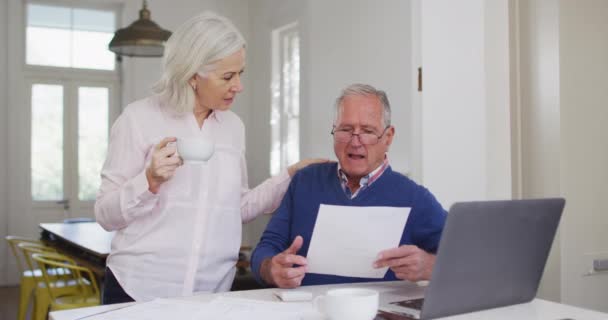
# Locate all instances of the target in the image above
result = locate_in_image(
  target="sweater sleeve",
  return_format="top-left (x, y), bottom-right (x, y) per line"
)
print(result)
top-left (94, 109), bottom-right (159, 231)
top-left (409, 187), bottom-right (447, 253)
top-left (250, 175), bottom-right (298, 284)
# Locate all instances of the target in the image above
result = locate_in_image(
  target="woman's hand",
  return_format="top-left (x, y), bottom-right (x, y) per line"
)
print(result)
top-left (287, 158), bottom-right (331, 177)
top-left (146, 137), bottom-right (183, 194)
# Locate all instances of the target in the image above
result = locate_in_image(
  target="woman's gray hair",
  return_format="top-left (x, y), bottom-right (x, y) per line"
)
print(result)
top-left (334, 84), bottom-right (391, 127)
top-left (153, 11), bottom-right (246, 114)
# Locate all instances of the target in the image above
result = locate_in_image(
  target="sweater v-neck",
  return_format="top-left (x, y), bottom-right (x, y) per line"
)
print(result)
top-left (330, 164), bottom-right (392, 203)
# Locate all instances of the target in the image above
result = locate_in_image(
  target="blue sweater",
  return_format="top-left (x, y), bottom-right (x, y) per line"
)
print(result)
top-left (251, 163), bottom-right (447, 286)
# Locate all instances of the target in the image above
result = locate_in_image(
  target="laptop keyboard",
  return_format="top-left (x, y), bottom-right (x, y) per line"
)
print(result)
top-left (376, 310), bottom-right (418, 320)
top-left (390, 298), bottom-right (425, 310)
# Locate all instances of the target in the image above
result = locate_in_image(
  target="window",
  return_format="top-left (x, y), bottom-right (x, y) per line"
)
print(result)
top-left (25, 1), bottom-right (119, 212)
top-left (78, 87), bottom-right (110, 200)
top-left (26, 3), bottom-right (116, 70)
top-left (270, 23), bottom-right (300, 176)
top-left (31, 84), bottom-right (64, 200)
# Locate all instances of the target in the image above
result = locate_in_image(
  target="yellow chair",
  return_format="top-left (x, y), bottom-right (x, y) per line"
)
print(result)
top-left (32, 252), bottom-right (100, 318)
top-left (5, 236), bottom-right (50, 320)
top-left (18, 243), bottom-right (86, 320)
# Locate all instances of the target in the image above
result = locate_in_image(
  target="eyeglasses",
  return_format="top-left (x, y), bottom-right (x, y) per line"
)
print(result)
top-left (331, 126), bottom-right (390, 145)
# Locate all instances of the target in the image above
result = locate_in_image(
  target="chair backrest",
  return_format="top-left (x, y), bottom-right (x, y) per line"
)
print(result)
top-left (17, 242), bottom-right (61, 273)
top-left (32, 252), bottom-right (100, 302)
top-left (5, 236), bottom-right (44, 273)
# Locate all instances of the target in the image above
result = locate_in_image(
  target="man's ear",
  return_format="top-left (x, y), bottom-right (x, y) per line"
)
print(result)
top-left (384, 126), bottom-right (395, 147)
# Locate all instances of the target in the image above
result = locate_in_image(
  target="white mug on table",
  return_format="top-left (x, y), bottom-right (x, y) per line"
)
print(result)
top-left (313, 288), bottom-right (379, 320)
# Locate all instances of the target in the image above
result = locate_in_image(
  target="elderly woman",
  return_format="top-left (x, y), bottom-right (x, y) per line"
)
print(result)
top-left (95, 11), bottom-right (323, 304)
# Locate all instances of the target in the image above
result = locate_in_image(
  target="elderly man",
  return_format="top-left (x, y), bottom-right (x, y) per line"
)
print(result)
top-left (251, 84), bottom-right (447, 288)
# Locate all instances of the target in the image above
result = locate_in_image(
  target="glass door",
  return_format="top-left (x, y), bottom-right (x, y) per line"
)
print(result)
top-left (29, 80), bottom-right (117, 221)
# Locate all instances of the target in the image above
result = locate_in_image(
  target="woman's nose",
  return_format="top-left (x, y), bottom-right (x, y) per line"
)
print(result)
top-left (231, 76), bottom-right (243, 93)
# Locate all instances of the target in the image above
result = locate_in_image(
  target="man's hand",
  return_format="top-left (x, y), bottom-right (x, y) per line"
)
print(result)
top-left (146, 137), bottom-right (183, 194)
top-left (374, 245), bottom-right (436, 281)
top-left (260, 236), bottom-right (308, 288)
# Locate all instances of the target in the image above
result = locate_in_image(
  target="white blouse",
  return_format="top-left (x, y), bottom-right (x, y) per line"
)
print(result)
top-left (95, 96), bottom-right (290, 301)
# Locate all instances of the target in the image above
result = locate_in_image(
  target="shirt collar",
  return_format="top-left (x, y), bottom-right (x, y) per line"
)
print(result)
top-left (207, 110), bottom-right (223, 123)
top-left (156, 94), bottom-right (224, 123)
top-left (337, 155), bottom-right (390, 188)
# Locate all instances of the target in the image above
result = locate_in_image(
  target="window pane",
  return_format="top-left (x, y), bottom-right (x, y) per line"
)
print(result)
top-left (26, 27), bottom-right (71, 67)
top-left (32, 84), bottom-right (64, 201)
top-left (270, 24), bottom-right (300, 176)
top-left (287, 118), bottom-right (300, 165)
top-left (78, 87), bottom-right (109, 201)
top-left (73, 31), bottom-right (115, 70)
top-left (26, 3), bottom-right (116, 70)
top-left (73, 8), bottom-right (115, 32)
top-left (28, 4), bottom-right (70, 29)
top-left (73, 8), bottom-right (115, 70)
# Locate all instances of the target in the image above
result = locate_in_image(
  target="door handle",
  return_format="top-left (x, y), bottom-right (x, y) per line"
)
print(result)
top-left (56, 199), bottom-right (70, 210)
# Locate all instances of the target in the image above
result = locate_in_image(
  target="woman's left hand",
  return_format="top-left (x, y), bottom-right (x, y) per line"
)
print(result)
top-left (287, 158), bottom-right (331, 177)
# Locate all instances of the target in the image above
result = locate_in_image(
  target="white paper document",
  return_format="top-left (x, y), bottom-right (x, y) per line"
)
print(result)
top-left (78, 297), bottom-right (314, 320)
top-left (306, 204), bottom-right (411, 278)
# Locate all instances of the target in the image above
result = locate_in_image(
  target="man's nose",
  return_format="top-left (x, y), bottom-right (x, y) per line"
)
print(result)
top-left (349, 134), bottom-right (364, 147)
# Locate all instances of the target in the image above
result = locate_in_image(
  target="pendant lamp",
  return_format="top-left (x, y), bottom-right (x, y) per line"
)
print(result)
top-left (109, 0), bottom-right (171, 57)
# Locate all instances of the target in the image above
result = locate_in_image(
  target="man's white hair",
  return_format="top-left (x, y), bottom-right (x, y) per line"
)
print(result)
top-left (334, 83), bottom-right (392, 127)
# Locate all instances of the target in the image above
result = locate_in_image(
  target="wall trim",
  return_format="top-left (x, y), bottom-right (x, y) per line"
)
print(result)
top-left (509, 0), bottom-right (523, 199)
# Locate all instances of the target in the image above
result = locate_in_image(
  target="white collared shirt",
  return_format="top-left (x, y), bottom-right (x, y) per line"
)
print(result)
top-left (337, 156), bottom-right (390, 199)
top-left (95, 96), bottom-right (290, 301)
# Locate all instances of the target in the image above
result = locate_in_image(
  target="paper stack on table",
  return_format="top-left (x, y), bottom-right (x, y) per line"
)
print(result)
top-left (78, 297), bottom-right (316, 320)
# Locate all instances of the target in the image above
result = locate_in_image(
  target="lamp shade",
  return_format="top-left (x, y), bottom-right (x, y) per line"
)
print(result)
top-left (109, 1), bottom-right (171, 57)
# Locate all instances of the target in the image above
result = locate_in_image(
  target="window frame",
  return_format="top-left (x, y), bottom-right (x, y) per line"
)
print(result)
top-left (17, 0), bottom-right (122, 210)
top-left (24, 0), bottom-right (121, 72)
top-left (270, 22), bottom-right (301, 176)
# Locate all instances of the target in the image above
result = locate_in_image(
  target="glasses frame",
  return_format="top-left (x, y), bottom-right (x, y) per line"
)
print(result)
top-left (331, 125), bottom-right (390, 145)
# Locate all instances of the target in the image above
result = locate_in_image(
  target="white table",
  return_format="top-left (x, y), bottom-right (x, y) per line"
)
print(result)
top-left (50, 281), bottom-right (608, 320)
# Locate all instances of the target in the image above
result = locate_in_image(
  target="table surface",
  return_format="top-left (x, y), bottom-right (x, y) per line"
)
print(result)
top-left (49, 281), bottom-right (608, 320)
top-left (40, 222), bottom-right (114, 257)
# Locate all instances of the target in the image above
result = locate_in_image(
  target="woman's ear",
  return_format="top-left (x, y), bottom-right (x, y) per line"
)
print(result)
top-left (189, 75), bottom-right (197, 91)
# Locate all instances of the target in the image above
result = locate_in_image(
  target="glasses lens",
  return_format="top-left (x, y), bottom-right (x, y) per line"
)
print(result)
top-left (359, 134), bottom-right (378, 145)
top-left (333, 131), bottom-right (351, 142)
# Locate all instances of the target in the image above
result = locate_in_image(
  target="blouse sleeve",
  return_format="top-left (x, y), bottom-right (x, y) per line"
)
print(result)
top-left (239, 152), bottom-right (291, 223)
top-left (94, 109), bottom-right (160, 231)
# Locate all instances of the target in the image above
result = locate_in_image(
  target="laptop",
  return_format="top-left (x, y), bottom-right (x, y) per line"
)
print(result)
top-left (380, 198), bottom-right (565, 320)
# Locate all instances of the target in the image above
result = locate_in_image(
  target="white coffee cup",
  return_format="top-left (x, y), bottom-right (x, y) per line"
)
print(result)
top-left (176, 137), bottom-right (214, 162)
top-left (313, 288), bottom-right (379, 320)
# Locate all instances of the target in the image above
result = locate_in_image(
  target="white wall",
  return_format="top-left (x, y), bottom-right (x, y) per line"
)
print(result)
top-left (420, 0), bottom-right (512, 209)
top-left (302, 0), bottom-right (413, 175)
top-left (517, 0), bottom-right (608, 310)
top-left (517, 0), bottom-right (562, 302)
top-left (0, 0), bottom-right (9, 285)
top-left (559, 0), bottom-right (608, 312)
top-left (4, 0), bottom-right (28, 286)
top-left (245, 0), bottom-right (303, 246)
top-left (484, 0), bottom-right (512, 200)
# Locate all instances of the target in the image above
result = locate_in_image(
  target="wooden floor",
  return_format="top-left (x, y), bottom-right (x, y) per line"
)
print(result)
top-left (0, 286), bottom-right (20, 320)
